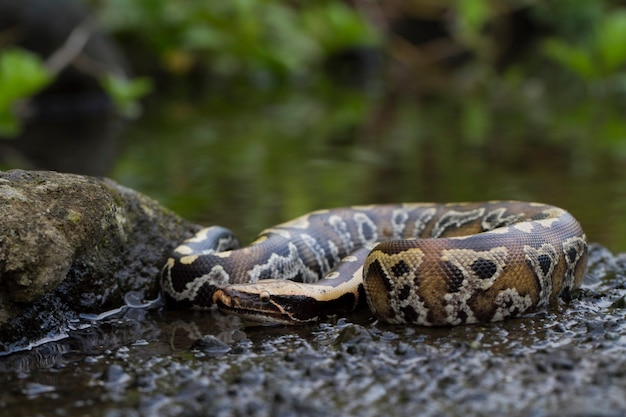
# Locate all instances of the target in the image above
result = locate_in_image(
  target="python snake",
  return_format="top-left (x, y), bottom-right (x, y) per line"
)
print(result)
top-left (161, 202), bottom-right (588, 325)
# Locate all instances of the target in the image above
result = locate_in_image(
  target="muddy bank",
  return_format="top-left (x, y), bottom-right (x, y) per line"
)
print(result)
top-left (0, 243), bottom-right (624, 417)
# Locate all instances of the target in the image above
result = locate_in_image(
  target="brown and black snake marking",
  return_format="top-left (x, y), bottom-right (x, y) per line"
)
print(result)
top-left (161, 202), bottom-right (588, 325)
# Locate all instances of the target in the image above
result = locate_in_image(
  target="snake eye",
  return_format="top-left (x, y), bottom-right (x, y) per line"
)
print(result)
top-left (259, 291), bottom-right (271, 303)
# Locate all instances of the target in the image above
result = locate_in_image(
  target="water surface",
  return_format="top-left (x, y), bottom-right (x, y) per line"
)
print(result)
top-left (114, 84), bottom-right (626, 251)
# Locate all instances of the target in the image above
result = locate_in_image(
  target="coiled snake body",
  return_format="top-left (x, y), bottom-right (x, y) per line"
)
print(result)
top-left (161, 202), bottom-right (587, 325)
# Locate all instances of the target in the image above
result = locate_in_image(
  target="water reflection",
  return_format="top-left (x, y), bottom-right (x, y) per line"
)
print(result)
top-left (162, 310), bottom-right (246, 352)
top-left (113, 87), bottom-right (626, 252)
top-left (0, 342), bottom-right (70, 374)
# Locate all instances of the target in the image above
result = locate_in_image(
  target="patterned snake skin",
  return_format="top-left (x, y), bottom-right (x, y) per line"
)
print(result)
top-left (161, 202), bottom-right (587, 325)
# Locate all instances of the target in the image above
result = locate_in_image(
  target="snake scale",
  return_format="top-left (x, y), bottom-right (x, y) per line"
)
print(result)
top-left (161, 201), bottom-right (588, 325)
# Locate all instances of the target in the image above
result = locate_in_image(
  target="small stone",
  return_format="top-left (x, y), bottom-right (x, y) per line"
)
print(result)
top-left (191, 335), bottom-right (231, 355)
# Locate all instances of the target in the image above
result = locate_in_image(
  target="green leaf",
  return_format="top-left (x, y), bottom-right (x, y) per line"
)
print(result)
top-left (456, 0), bottom-right (491, 33)
top-left (0, 49), bottom-right (52, 103)
top-left (301, 3), bottom-right (380, 53)
top-left (454, 0), bottom-right (491, 46)
top-left (100, 75), bottom-right (153, 118)
top-left (0, 48), bottom-right (52, 136)
top-left (542, 39), bottom-right (598, 80)
top-left (596, 11), bottom-right (626, 73)
top-left (543, 9), bottom-right (626, 80)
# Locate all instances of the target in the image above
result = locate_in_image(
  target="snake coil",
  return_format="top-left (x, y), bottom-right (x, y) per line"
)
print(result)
top-left (161, 202), bottom-right (587, 325)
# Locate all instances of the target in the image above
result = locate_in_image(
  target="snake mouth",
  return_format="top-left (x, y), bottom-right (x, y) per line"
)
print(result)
top-left (212, 288), bottom-right (304, 325)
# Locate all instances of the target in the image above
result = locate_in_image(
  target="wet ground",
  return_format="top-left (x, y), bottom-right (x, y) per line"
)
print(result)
top-left (1, 243), bottom-right (625, 417)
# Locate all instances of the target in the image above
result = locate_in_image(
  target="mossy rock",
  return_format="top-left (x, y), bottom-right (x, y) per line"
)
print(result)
top-left (0, 169), bottom-right (200, 353)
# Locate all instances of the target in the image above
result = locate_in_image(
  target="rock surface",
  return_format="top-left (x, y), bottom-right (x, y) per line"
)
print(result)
top-left (0, 169), bottom-right (200, 352)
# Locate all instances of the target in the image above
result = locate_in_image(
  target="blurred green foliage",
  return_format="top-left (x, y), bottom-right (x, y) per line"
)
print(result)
top-left (100, 74), bottom-right (153, 118)
top-left (92, 0), bottom-right (379, 80)
top-left (85, 0), bottom-right (626, 160)
top-left (542, 9), bottom-right (626, 80)
top-left (440, 0), bottom-right (626, 159)
top-left (0, 49), bottom-right (52, 135)
top-left (4, 0), bottom-right (626, 159)
top-left (0, 46), bottom-right (151, 136)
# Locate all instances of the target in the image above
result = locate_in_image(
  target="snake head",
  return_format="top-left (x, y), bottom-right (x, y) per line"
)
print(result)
top-left (211, 280), bottom-right (316, 325)
top-left (212, 279), bottom-right (361, 325)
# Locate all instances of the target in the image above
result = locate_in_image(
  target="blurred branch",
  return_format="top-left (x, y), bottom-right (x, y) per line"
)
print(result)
top-left (45, 16), bottom-right (95, 76)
